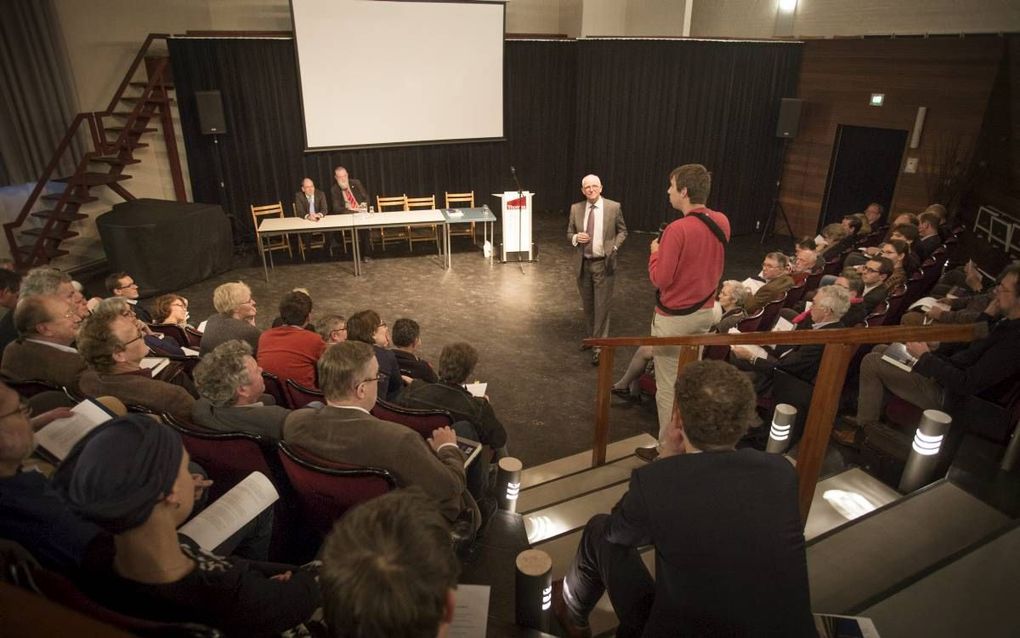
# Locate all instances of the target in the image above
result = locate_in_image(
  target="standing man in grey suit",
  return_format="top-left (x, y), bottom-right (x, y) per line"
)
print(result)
top-left (567, 174), bottom-right (628, 366)
top-left (294, 178), bottom-right (328, 220)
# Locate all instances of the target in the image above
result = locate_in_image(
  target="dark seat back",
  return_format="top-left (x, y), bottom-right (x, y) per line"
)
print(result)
top-left (150, 323), bottom-right (190, 349)
top-left (756, 292), bottom-right (789, 332)
top-left (277, 442), bottom-right (396, 538)
top-left (261, 371), bottom-right (291, 409)
top-left (184, 326), bottom-right (204, 348)
top-left (284, 379), bottom-right (324, 409)
top-left (370, 399), bottom-right (454, 438)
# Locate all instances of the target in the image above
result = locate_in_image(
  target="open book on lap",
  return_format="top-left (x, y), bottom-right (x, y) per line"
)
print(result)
top-left (35, 398), bottom-right (117, 462)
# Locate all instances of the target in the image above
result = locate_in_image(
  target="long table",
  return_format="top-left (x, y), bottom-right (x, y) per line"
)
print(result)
top-left (257, 207), bottom-right (497, 280)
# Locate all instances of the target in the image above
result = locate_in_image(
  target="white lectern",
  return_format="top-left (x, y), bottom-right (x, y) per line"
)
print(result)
top-left (494, 191), bottom-right (534, 262)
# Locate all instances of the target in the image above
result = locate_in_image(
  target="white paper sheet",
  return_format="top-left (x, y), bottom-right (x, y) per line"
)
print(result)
top-left (35, 399), bottom-right (114, 461)
top-left (449, 584), bottom-right (490, 638)
top-left (178, 472), bottom-right (279, 551)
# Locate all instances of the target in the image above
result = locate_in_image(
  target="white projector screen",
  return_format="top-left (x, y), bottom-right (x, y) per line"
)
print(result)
top-left (291, 0), bottom-right (505, 150)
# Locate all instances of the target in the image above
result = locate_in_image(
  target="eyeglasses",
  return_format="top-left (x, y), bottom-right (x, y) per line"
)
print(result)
top-left (116, 281), bottom-right (138, 290)
top-left (357, 373), bottom-right (383, 386)
top-left (862, 266), bottom-right (881, 274)
top-left (0, 401), bottom-right (31, 420)
top-left (121, 332), bottom-right (145, 348)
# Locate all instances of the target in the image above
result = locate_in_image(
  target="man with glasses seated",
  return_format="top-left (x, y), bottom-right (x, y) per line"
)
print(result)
top-left (77, 305), bottom-right (196, 421)
top-left (1, 295), bottom-right (87, 396)
top-left (345, 309), bottom-right (403, 401)
top-left (284, 341), bottom-right (478, 530)
top-left (743, 252), bottom-right (794, 315)
top-left (105, 271), bottom-right (152, 323)
top-left (314, 314), bottom-right (347, 345)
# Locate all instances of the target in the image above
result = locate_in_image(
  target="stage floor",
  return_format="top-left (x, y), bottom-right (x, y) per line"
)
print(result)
top-left (164, 210), bottom-right (785, 467)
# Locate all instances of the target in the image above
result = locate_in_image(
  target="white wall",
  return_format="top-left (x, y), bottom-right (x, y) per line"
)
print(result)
top-left (626, 0), bottom-right (687, 37)
top-left (580, 0), bottom-right (628, 37)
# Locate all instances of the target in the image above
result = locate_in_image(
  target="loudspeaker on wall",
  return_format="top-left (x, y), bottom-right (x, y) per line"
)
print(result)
top-left (195, 90), bottom-right (227, 135)
top-left (776, 98), bottom-right (802, 139)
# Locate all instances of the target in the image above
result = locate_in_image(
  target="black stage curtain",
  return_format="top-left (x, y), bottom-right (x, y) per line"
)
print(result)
top-left (169, 38), bottom-right (799, 241)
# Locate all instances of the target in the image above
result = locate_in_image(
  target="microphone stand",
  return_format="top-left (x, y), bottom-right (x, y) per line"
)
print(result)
top-left (511, 166), bottom-right (526, 274)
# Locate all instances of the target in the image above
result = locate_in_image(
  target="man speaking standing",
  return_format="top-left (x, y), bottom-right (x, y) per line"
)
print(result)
top-left (568, 174), bottom-right (627, 366)
top-left (639, 164), bottom-right (729, 461)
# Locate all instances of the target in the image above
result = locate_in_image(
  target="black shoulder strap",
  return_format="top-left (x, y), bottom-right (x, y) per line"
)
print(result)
top-left (654, 212), bottom-right (727, 316)
top-left (689, 212), bottom-right (728, 245)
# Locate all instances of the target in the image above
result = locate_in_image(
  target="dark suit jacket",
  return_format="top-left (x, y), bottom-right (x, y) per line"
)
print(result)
top-left (603, 448), bottom-right (814, 637)
top-left (293, 189), bottom-right (329, 218)
top-left (329, 178), bottom-right (370, 213)
top-left (191, 396), bottom-right (290, 440)
top-left (753, 320), bottom-right (846, 383)
top-left (1, 340), bottom-right (88, 395)
top-left (374, 346), bottom-right (403, 402)
top-left (566, 198), bottom-right (627, 276)
top-left (915, 233), bottom-right (941, 262)
top-left (283, 405), bottom-right (470, 523)
top-left (861, 283), bottom-right (890, 313)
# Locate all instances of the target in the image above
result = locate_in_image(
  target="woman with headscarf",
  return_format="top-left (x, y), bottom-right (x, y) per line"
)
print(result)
top-left (54, 415), bottom-right (321, 636)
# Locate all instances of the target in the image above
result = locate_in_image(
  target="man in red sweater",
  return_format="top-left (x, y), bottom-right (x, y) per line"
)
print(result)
top-left (257, 291), bottom-right (325, 389)
top-left (640, 164), bottom-right (730, 461)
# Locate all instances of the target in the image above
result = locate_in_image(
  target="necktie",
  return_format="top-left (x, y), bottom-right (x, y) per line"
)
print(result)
top-left (344, 188), bottom-right (358, 209)
top-left (308, 195), bottom-right (315, 214)
top-left (584, 204), bottom-right (596, 258)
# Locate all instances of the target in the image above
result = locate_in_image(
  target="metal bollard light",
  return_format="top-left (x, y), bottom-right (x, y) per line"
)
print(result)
top-left (515, 549), bottom-right (552, 632)
top-left (899, 409), bottom-right (953, 493)
top-left (766, 404), bottom-right (797, 454)
top-left (497, 457), bottom-right (523, 513)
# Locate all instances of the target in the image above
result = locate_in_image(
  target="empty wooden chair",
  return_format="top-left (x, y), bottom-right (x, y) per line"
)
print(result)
top-left (407, 194), bottom-right (439, 252)
top-left (375, 194), bottom-right (408, 250)
top-left (250, 202), bottom-right (293, 264)
top-left (445, 191), bottom-right (476, 243)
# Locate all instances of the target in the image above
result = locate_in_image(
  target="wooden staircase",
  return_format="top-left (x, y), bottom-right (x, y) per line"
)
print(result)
top-left (4, 33), bottom-right (185, 271)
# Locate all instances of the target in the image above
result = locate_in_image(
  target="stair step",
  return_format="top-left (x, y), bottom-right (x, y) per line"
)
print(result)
top-left (22, 228), bottom-right (79, 241)
top-left (31, 210), bottom-right (89, 223)
top-left (55, 172), bottom-right (132, 187)
top-left (15, 245), bottom-right (69, 260)
top-left (521, 433), bottom-right (656, 489)
top-left (41, 192), bottom-right (97, 204)
top-left (805, 467), bottom-right (901, 541)
top-left (104, 126), bottom-right (158, 134)
top-left (90, 156), bottom-right (141, 166)
top-left (119, 96), bottom-right (170, 104)
top-left (129, 81), bottom-right (174, 89)
top-left (518, 455), bottom-right (644, 514)
top-left (807, 480), bottom-right (1009, 615)
top-left (524, 482), bottom-right (629, 545)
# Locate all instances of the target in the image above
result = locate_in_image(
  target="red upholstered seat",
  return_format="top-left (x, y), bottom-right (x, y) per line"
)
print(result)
top-left (283, 379), bottom-right (324, 409)
top-left (756, 292), bottom-right (788, 332)
top-left (370, 399), bottom-right (453, 438)
top-left (261, 370), bottom-right (291, 409)
top-left (276, 442), bottom-right (396, 537)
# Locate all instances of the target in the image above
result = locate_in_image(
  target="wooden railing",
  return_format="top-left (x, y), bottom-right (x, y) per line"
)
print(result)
top-left (584, 323), bottom-right (987, 522)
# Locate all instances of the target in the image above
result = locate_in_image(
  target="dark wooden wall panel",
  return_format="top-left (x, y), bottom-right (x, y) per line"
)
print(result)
top-left (779, 36), bottom-right (1005, 237)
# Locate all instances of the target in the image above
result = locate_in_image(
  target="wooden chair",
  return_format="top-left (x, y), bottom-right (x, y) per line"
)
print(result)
top-left (376, 194), bottom-right (408, 250)
top-left (250, 202), bottom-right (293, 264)
top-left (445, 191), bottom-right (476, 243)
top-left (291, 203), bottom-right (330, 261)
top-left (407, 194), bottom-right (439, 252)
top-left (277, 442), bottom-right (396, 539)
top-left (371, 399), bottom-right (453, 439)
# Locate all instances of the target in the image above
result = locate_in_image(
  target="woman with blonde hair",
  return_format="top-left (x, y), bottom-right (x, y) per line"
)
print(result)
top-left (199, 281), bottom-right (261, 355)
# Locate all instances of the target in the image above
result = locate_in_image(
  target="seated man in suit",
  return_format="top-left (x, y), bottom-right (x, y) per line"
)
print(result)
top-left (192, 340), bottom-right (290, 440)
top-left (391, 318), bottom-right (438, 383)
top-left (555, 360), bottom-right (814, 637)
top-left (20, 266), bottom-right (88, 320)
top-left (294, 177), bottom-right (328, 221)
top-left (320, 489), bottom-right (459, 638)
top-left (283, 341), bottom-right (476, 528)
top-left (1, 294), bottom-right (87, 396)
top-left (105, 271), bottom-right (152, 323)
top-left (76, 306), bottom-right (195, 421)
top-left (329, 166), bottom-right (372, 261)
top-left (914, 210), bottom-right (942, 262)
top-left (858, 256), bottom-right (893, 311)
top-left (731, 285), bottom-right (851, 393)
top-left (743, 252), bottom-right (795, 315)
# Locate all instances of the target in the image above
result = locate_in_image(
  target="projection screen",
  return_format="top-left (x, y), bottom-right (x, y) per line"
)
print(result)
top-left (291, 0), bottom-right (506, 150)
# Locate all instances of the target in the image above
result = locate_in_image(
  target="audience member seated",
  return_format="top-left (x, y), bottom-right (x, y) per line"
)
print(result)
top-left (610, 345), bottom-right (653, 402)
top-left (889, 223), bottom-right (921, 273)
top-left (841, 213), bottom-right (864, 238)
top-left (257, 291), bottom-right (325, 390)
top-left (284, 341), bottom-right (476, 528)
top-left (192, 340), bottom-right (290, 440)
top-left (710, 280), bottom-right (751, 333)
top-left (914, 210), bottom-right (942, 261)
top-left (864, 201), bottom-right (887, 234)
top-left (270, 288), bottom-right (314, 328)
top-left (879, 239), bottom-right (911, 289)
top-left (320, 489), bottom-right (458, 638)
top-left (732, 285), bottom-right (851, 393)
top-left (399, 342), bottom-right (508, 498)
top-left (391, 318), bottom-right (438, 383)
top-left (555, 360), bottom-right (814, 637)
top-left (835, 264), bottom-right (1020, 447)
top-left (53, 415), bottom-right (323, 635)
top-left (20, 266), bottom-right (88, 320)
top-left (0, 381), bottom-right (101, 571)
top-left (858, 255), bottom-right (894, 313)
top-left (743, 252), bottom-right (794, 315)
top-left (925, 203), bottom-right (952, 240)
top-left (105, 271), bottom-right (152, 323)
top-left (790, 237), bottom-right (823, 285)
top-left (901, 263), bottom-right (1000, 327)
top-left (818, 223), bottom-right (850, 261)
top-left (1, 295), bottom-right (87, 395)
top-left (345, 310), bottom-right (402, 402)
top-left (0, 269), bottom-right (22, 358)
top-left (151, 294), bottom-right (192, 327)
top-left (891, 212), bottom-right (919, 228)
top-left (314, 314), bottom-right (347, 345)
top-left (834, 270), bottom-right (868, 326)
top-left (200, 281), bottom-right (261, 356)
top-left (98, 297), bottom-right (185, 356)
top-left (77, 308), bottom-right (196, 421)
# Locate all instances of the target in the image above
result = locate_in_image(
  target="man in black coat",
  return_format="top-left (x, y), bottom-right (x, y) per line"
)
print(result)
top-left (556, 359), bottom-right (815, 637)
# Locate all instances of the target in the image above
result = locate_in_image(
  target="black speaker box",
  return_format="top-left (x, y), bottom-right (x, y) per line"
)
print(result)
top-left (195, 90), bottom-right (227, 135)
top-left (776, 98), bottom-right (802, 139)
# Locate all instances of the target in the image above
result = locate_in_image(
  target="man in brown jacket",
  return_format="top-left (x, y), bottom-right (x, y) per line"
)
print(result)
top-left (283, 341), bottom-right (474, 526)
top-left (1, 295), bottom-right (87, 395)
top-left (744, 252), bottom-right (795, 315)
